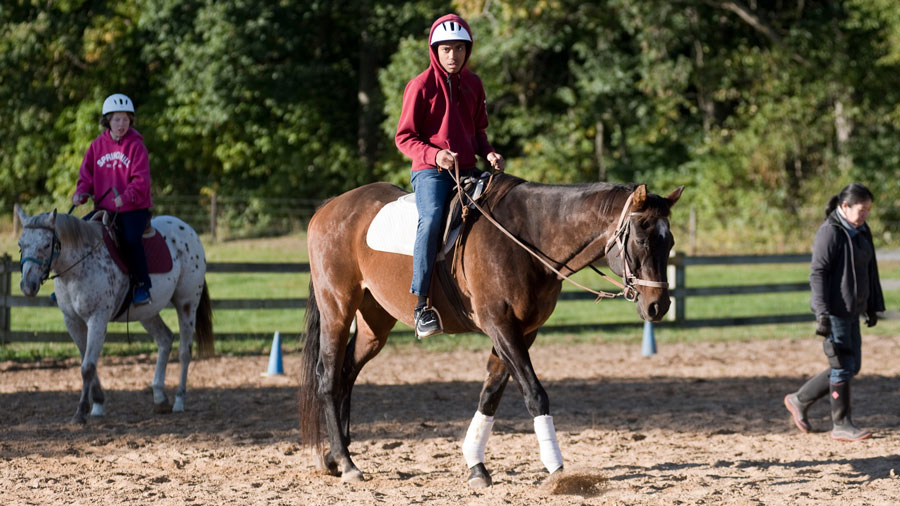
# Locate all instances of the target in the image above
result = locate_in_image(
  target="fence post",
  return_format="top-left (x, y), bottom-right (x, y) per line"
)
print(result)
top-left (668, 251), bottom-right (685, 323)
top-left (209, 192), bottom-right (217, 241)
top-left (0, 254), bottom-right (11, 345)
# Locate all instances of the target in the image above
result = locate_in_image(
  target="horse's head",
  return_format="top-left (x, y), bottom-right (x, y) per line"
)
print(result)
top-left (604, 184), bottom-right (684, 322)
top-left (16, 207), bottom-right (59, 297)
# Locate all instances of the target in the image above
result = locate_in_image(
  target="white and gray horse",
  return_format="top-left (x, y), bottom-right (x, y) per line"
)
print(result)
top-left (16, 208), bottom-right (214, 424)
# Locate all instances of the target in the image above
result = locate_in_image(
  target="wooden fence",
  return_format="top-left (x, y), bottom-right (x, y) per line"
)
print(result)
top-left (1, 253), bottom-right (896, 344)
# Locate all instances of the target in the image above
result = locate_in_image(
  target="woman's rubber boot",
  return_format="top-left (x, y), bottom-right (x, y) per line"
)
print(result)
top-left (784, 368), bottom-right (830, 433)
top-left (829, 381), bottom-right (871, 441)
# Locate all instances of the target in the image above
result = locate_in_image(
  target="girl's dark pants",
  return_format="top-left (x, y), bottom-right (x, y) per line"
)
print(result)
top-left (116, 209), bottom-right (152, 289)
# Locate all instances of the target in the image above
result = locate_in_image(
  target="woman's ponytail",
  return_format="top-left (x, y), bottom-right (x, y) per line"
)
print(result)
top-left (825, 182), bottom-right (873, 218)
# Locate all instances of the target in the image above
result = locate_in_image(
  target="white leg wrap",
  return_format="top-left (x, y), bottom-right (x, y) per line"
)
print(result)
top-left (90, 402), bottom-right (104, 417)
top-left (534, 414), bottom-right (563, 473)
top-left (153, 387), bottom-right (167, 405)
top-left (462, 411), bottom-right (495, 468)
top-left (172, 395), bottom-right (185, 413)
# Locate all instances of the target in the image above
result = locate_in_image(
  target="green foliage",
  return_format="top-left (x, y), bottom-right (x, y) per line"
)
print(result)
top-left (1, 0), bottom-right (899, 247)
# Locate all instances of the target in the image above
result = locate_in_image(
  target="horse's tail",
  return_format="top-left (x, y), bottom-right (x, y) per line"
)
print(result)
top-left (195, 280), bottom-right (215, 358)
top-left (299, 278), bottom-right (323, 453)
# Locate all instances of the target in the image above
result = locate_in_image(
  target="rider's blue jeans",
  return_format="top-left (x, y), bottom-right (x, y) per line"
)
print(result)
top-left (410, 168), bottom-right (457, 297)
top-left (828, 314), bottom-right (862, 383)
top-left (116, 209), bottom-right (152, 289)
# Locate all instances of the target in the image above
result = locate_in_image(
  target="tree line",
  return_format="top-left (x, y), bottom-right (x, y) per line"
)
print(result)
top-left (2, 0), bottom-right (899, 248)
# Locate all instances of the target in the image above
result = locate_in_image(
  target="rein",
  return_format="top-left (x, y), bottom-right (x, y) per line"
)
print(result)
top-left (448, 160), bottom-right (644, 302)
top-left (446, 161), bottom-right (661, 302)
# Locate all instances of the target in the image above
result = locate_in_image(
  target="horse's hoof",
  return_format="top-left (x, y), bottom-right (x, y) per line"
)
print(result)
top-left (467, 463), bottom-right (492, 488)
top-left (316, 452), bottom-right (340, 476)
top-left (70, 414), bottom-right (87, 425)
top-left (172, 396), bottom-right (185, 412)
top-left (341, 468), bottom-right (365, 483)
top-left (153, 402), bottom-right (173, 414)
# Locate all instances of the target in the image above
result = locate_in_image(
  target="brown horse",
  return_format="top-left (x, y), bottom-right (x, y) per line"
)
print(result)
top-left (299, 174), bottom-right (683, 486)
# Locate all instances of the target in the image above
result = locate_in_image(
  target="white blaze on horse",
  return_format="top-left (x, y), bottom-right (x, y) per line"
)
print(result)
top-left (16, 207), bottom-right (213, 424)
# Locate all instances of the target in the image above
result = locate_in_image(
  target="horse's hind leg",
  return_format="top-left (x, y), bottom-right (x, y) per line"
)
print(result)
top-left (314, 286), bottom-right (370, 482)
top-left (336, 293), bottom-right (396, 445)
top-left (172, 300), bottom-right (201, 412)
top-left (140, 315), bottom-right (176, 413)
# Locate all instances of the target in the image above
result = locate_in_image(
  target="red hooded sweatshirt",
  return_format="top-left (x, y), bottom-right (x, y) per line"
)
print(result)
top-left (395, 14), bottom-right (494, 172)
top-left (75, 128), bottom-right (153, 213)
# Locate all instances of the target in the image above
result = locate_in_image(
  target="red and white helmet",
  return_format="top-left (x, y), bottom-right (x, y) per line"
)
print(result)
top-left (430, 19), bottom-right (472, 46)
top-left (102, 93), bottom-right (135, 115)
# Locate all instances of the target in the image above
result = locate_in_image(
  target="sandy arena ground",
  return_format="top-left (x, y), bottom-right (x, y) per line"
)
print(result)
top-left (2, 334), bottom-right (900, 505)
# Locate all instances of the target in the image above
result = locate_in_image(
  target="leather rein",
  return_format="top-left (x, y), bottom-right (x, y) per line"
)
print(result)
top-left (447, 161), bottom-right (667, 302)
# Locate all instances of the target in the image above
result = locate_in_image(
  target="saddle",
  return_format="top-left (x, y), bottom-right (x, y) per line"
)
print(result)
top-left (365, 172), bottom-right (491, 258)
top-left (90, 210), bottom-right (174, 276)
top-left (366, 172), bottom-right (512, 333)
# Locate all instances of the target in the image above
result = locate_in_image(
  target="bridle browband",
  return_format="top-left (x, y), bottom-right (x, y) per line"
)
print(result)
top-left (447, 161), bottom-right (668, 302)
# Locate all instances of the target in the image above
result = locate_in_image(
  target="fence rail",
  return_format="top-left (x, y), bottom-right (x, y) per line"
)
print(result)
top-left (1, 253), bottom-right (896, 344)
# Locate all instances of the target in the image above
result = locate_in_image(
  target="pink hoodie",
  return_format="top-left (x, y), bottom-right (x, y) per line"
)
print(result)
top-left (75, 128), bottom-right (153, 212)
top-left (395, 13), bottom-right (494, 172)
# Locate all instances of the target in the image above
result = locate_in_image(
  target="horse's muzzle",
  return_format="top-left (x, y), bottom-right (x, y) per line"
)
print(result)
top-left (20, 278), bottom-right (40, 297)
top-left (639, 293), bottom-right (670, 322)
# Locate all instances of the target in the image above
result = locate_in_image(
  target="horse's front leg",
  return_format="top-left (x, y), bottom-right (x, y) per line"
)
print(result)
top-left (141, 315), bottom-right (176, 413)
top-left (72, 315), bottom-right (109, 424)
top-left (63, 313), bottom-right (106, 419)
top-left (483, 324), bottom-right (563, 477)
top-left (463, 331), bottom-right (539, 488)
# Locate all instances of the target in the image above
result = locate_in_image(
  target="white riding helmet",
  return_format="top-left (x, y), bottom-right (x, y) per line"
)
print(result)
top-left (430, 20), bottom-right (472, 46)
top-left (102, 93), bottom-right (135, 115)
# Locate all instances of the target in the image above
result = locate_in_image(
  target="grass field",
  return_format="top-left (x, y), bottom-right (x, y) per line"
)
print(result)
top-left (1, 232), bottom-right (898, 361)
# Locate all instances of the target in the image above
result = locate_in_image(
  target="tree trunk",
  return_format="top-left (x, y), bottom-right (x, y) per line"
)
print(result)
top-left (357, 1), bottom-right (377, 178)
top-left (595, 119), bottom-right (606, 181)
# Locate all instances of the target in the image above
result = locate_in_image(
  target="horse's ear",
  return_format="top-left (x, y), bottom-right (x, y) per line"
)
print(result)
top-left (15, 205), bottom-right (29, 228)
top-left (49, 209), bottom-right (57, 227)
top-left (667, 186), bottom-right (685, 207)
top-left (632, 184), bottom-right (648, 210)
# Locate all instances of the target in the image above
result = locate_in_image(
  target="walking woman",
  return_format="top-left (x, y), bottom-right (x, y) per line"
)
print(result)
top-left (785, 183), bottom-right (884, 441)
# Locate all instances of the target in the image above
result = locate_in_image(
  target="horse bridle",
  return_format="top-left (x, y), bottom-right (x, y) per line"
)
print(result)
top-left (20, 221), bottom-right (104, 284)
top-left (447, 162), bottom-right (668, 302)
top-left (599, 192), bottom-right (670, 301)
top-left (20, 223), bottom-right (61, 285)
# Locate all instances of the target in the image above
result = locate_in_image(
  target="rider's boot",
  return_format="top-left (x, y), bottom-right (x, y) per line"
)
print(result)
top-left (784, 368), bottom-right (830, 433)
top-left (829, 381), bottom-right (871, 441)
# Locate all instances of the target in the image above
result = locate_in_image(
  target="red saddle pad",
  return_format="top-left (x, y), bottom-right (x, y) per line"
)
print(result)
top-left (102, 227), bottom-right (174, 275)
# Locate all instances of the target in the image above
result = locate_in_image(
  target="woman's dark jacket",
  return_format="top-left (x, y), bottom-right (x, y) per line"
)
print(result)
top-left (809, 211), bottom-right (885, 318)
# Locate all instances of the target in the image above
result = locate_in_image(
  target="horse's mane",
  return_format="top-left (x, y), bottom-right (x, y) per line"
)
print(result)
top-left (479, 173), bottom-right (529, 210)
top-left (483, 176), bottom-right (671, 219)
top-left (54, 213), bottom-right (103, 248)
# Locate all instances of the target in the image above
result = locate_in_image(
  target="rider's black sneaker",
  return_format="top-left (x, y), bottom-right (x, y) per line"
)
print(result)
top-left (414, 306), bottom-right (442, 338)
